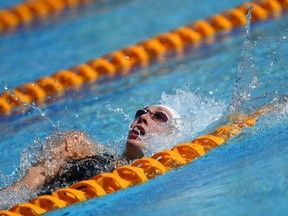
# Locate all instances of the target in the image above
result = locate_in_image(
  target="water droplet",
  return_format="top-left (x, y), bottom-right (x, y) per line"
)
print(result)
top-left (209, 91), bottom-right (213, 95)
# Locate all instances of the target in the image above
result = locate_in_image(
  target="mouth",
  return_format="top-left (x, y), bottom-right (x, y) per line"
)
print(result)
top-left (130, 125), bottom-right (146, 138)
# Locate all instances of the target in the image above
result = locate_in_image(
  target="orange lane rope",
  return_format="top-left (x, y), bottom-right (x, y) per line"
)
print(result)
top-left (0, 0), bottom-right (287, 117)
top-left (0, 103), bottom-right (278, 215)
top-left (0, 0), bottom-right (93, 34)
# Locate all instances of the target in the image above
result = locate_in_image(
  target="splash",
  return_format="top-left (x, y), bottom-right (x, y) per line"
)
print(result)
top-left (0, 83), bottom-right (59, 129)
top-left (0, 130), bottom-right (105, 209)
top-left (105, 104), bottom-right (132, 122)
top-left (0, 186), bottom-right (37, 210)
top-left (229, 4), bottom-right (288, 120)
top-left (229, 5), bottom-right (261, 115)
top-left (141, 89), bottom-right (226, 156)
top-left (245, 5), bottom-right (253, 35)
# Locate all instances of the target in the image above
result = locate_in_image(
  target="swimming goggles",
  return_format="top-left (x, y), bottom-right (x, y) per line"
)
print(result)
top-left (134, 109), bottom-right (169, 122)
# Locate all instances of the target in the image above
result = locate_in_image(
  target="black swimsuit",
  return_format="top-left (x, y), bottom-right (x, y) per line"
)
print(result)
top-left (37, 154), bottom-right (116, 196)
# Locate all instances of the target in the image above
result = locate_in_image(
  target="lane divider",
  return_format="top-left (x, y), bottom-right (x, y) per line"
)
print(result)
top-left (0, 0), bottom-right (92, 34)
top-left (0, 102), bottom-right (277, 215)
top-left (1, 0), bottom-right (287, 117)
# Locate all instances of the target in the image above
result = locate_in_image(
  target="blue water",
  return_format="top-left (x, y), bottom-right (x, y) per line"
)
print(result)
top-left (50, 119), bottom-right (288, 216)
top-left (1, 0), bottom-right (248, 87)
top-left (1, 0), bottom-right (288, 215)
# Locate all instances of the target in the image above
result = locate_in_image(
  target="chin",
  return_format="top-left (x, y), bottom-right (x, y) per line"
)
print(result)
top-left (127, 137), bottom-right (144, 147)
top-left (125, 139), bottom-right (144, 161)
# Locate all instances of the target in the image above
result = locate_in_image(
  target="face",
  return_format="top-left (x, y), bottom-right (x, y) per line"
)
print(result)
top-left (124, 105), bottom-right (173, 161)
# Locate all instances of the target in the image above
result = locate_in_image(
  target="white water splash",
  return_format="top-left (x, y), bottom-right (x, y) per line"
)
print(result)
top-left (141, 89), bottom-right (227, 156)
top-left (0, 130), bottom-right (104, 209)
top-left (229, 5), bottom-right (261, 115)
top-left (0, 186), bottom-right (36, 210)
top-left (245, 5), bottom-right (253, 34)
top-left (0, 81), bottom-right (59, 130)
top-left (106, 104), bottom-right (132, 122)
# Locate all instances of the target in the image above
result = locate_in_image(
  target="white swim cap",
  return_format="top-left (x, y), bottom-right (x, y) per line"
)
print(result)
top-left (151, 105), bottom-right (180, 119)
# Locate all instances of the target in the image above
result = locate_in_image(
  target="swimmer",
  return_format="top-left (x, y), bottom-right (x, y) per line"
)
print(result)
top-left (1, 105), bottom-right (180, 196)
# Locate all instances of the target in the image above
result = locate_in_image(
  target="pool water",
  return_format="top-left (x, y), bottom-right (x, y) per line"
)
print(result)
top-left (0, 0), bottom-right (288, 215)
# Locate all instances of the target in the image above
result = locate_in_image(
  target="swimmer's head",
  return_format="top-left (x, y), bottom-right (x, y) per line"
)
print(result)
top-left (124, 105), bottom-right (180, 161)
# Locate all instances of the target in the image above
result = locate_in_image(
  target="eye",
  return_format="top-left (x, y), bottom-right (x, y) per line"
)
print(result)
top-left (153, 112), bottom-right (169, 122)
top-left (134, 110), bottom-right (147, 120)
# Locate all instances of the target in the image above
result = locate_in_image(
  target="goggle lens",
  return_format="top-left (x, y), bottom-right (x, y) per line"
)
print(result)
top-left (134, 109), bottom-right (169, 122)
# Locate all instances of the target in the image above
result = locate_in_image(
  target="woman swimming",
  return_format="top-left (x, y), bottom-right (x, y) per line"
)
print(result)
top-left (2, 105), bottom-right (180, 196)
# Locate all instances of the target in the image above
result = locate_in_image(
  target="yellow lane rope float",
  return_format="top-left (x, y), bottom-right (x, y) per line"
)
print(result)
top-left (0, 0), bottom-right (93, 34)
top-left (0, 0), bottom-right (287, 116)
top-left (0, 102), bottom-right (279, 215)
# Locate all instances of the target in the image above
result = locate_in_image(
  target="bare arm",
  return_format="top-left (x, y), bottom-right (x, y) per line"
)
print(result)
top-left (3, 130), bottom-right (104, 192)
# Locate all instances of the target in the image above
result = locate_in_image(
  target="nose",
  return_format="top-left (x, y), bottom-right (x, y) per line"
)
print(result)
top-left (137, 112), bottom-right (150, 125)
